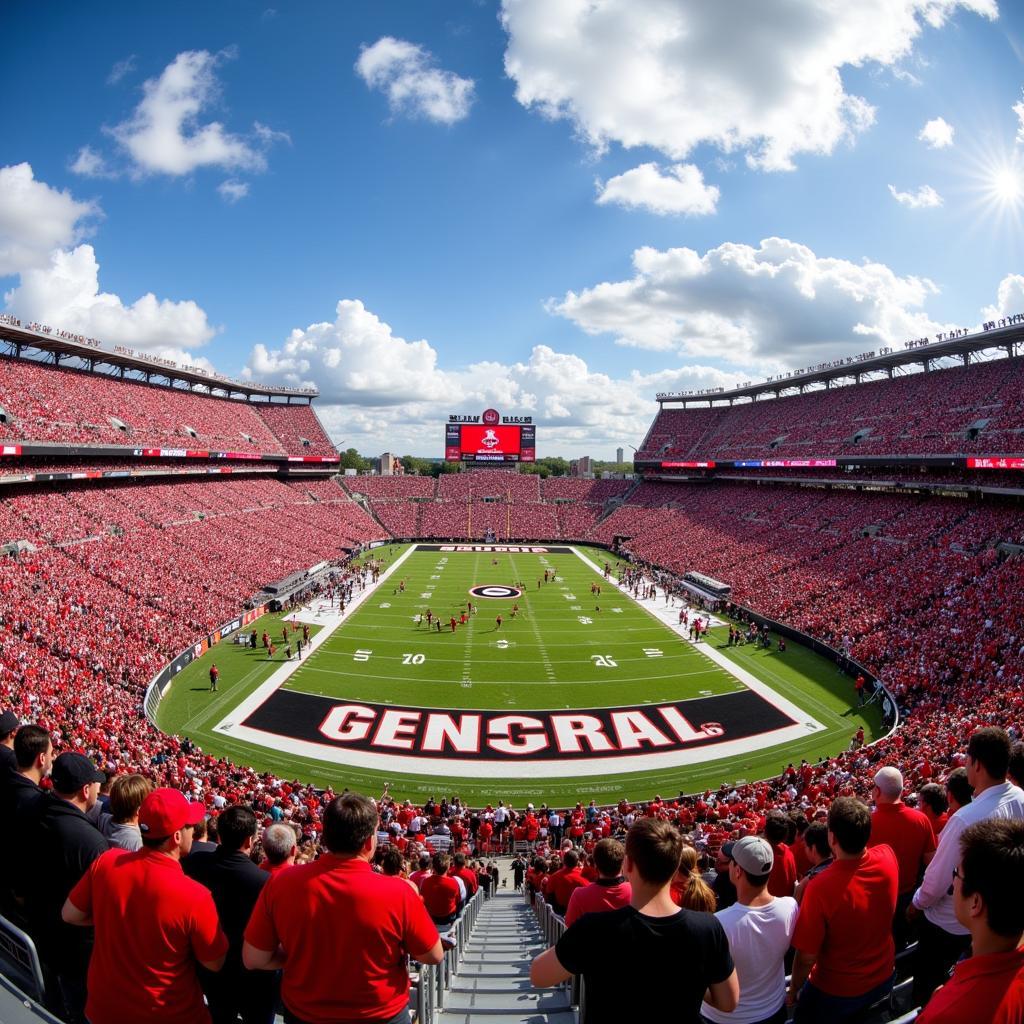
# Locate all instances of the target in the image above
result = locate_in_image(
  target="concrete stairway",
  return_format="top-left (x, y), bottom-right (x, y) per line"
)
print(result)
top-left (437, 890), bottom-right (575, 1024)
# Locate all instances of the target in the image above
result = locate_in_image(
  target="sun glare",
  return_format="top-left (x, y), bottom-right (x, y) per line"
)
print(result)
top-left (991, 165), bottom-right (1024, 205)
top-left (959, 139), bottom-right (1024, 237)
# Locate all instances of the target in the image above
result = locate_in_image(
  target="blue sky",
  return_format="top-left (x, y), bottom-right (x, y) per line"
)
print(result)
top-left (2, 0), bottom-right (1023, 457)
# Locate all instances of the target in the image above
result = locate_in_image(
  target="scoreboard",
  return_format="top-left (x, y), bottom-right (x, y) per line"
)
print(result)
top-left (445, 409), bottom-right (536, 463)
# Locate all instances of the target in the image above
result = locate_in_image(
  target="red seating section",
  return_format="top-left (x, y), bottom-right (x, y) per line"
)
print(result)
top-left (253, 402), bottom-right (336, 456)
top-left (0, 357), bottom-right (336, 456)
top-left (637, 356), bottom-right (1024, 460)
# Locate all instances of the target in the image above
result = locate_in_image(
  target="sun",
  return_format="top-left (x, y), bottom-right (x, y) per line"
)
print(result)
top-left (990, 165), bottom-right (1024, 206)
top-left (957, 139), bottom-right (1024, 237)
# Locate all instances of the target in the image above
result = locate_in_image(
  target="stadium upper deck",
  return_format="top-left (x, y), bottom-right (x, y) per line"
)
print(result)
top-left (638, 351), bottom-right (1024, 466)
top-left (0, 349), bottom-right (336, 459)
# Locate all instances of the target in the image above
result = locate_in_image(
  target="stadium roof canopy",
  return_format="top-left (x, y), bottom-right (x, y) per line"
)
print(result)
top-left (656, 318), bottom-right (1024, 407)
top-left (0, 317), bottom-right (316, 403)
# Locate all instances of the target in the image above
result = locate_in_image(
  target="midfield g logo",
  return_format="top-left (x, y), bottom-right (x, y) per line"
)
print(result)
top-left (470, 585), bottom-right (523, 599)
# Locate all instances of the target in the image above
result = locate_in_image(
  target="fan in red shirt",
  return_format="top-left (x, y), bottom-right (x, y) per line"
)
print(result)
top-left (918, 783), bottom-right (951, 837)
top-left (918, 819), bottom-right (1024, 1024)
top-left (868, 766), bottom-right (936, 945)
top-left (449, 852), bottom-right (479, 897)
top-left (524, 810), bottom-right (540, 843)
top-left (62, 788), bottom-right (229, 1024)
top-left (421, 852), bottom-right (462, 927)
top-left (476, 818), bottom-right (493, 852)
top-left (547, 849), bottom-right (589, 916)
top-left (409, 853), bottom-right (431, 891)
top-left (243, 793), bottom-right (442, 1024)
top-left (788, 798), bottom-right (899, 1021)
top-left (763, 810), bottom-right (798, 897)
top-left (565, 839), bottom-right (632, 927)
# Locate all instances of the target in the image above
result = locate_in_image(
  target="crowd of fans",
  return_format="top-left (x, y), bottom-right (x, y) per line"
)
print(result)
top-left (344, 472), bottom-right (632, 541)
top-left (0, 457), bottom-right (285, 481)
top-left (0, 356), bottom-right (335, 456)
top-left (1, 356), bottom-right (1024, 1019)
top-left (3, 723), bottom-right (1021, 1023)
top-left (590, 482), bottom-right (1024, 714)
top-left (637, 355), bottom-right (1024, 461)
top-left (251, 403), bottom-right (337, 457)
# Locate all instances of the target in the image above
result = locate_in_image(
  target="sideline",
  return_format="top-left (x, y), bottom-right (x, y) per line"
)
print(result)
top-left (569, 546), bottom-right (824, 736)
top-left (213, 544), bottom-right (418, 731)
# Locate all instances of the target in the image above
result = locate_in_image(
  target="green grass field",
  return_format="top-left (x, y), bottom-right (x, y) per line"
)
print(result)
top-left (157, 543), bottom-right (882, 805)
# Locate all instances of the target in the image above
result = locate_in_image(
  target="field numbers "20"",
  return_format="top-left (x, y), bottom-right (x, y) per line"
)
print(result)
top-left (402, 653), bottom-right (426, 665)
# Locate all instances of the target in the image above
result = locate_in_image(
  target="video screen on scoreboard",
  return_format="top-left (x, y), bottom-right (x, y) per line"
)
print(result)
top-left (445, 423), bottom-right (536, 463)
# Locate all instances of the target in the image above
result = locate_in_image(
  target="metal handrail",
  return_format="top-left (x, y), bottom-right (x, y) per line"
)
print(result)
top-left (0, 915), bottom-right (45, 1005)
top-left (530, 892), bottom-right (583, 1010)
top-left (414, 887), bottom-right (486, 1024)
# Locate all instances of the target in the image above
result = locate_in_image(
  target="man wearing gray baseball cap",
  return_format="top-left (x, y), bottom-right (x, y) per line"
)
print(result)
top-left (702, 836), bottom-right (798, 1024)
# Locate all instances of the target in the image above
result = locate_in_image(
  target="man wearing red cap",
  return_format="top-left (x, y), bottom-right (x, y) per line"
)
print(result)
top-left (62, 787), bottom-right (228, 1024)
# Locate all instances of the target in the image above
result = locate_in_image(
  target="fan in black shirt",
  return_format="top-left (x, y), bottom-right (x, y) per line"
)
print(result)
top-left (531, 819), bottom-right (737, 1024)
top-left (185, 804), bottom-right (276, 1024)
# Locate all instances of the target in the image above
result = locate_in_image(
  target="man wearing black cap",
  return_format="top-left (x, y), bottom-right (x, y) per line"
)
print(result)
top-left (26, 751), bottom-right (109, 1023)
top-left (0, 710), bottom-right (19, 774)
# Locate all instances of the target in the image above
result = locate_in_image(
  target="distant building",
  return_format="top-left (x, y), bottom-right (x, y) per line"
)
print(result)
top-left (616, 447), bottom-right (624, 465)
top-left (379, 452), bottom-right (402, 476)
top-left (570, 456), bottom-right (593, 477)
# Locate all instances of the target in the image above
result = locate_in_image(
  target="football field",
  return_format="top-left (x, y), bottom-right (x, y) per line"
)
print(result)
top-left (157, 543), bottom-right (883, 805)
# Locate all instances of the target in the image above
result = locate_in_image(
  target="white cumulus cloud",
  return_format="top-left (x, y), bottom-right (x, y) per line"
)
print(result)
top-left (547, 236), bottom-right (951, 369)
top-left (888, 183), bottom-right (943, 207)
top-left (0, 163), bottom-right (101, 277)
top-left (918, 116), bottom-right (954, 148)
top-left (242, 298), bottom-right (743, 455)
top-left (355, 37), bottom-right (475, 124)
top-left (1, 164), bottom-right (215, 361)
top-left (4, 244), bottom-right (216, 360)
top-left (245, 299), bottom-right (451, 405)
top-left (981, 273), bottom-right (1024, 321)
top-left (596, 162), bottom-right (719, 216)
top-left (108, 49), bottom-right (284, 177)
top-left (1014, 95), bottom-right (1024, 144)
top-left (500, 0), bottom-right (995, 171)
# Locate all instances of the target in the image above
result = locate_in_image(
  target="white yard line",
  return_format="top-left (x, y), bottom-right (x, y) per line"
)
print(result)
top-left (460, 553), bottom-right (477, 686)
top-left (509, 551), bottom-right (557, 681)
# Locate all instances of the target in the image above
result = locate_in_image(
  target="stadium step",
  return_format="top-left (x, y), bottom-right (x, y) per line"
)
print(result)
top-left (434, 890), bottom-right (573, 1024)
top-left (443, 990), bottom-right (573, 1013)
top-left (438, 1015), bottom-right (576, 1024)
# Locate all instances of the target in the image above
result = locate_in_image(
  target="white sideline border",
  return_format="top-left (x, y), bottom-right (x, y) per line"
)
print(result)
top-left (213, 544), bottom-right (825, 779)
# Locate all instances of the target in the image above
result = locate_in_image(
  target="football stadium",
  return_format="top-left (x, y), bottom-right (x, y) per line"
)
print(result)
top-left (3, 4), bottom-right (1024, 1024)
